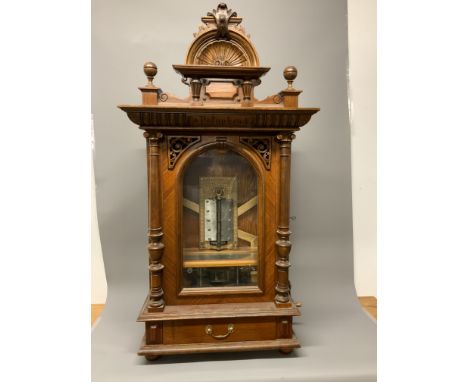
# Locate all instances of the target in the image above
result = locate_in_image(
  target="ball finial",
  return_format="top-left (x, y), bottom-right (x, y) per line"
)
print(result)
top-left (283, 66), bottom-right (298, 89)
top-left (143, 62), bottom-right (158, 86)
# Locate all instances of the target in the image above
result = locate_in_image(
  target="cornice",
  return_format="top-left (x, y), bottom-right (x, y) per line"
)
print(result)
top-left (118, 105), bottom-right (319, 130)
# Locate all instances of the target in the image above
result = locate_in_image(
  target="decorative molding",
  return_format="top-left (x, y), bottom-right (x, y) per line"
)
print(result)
top-left (276, 133), bottom-right (296, 143)
top-left (240, 137), bottom-right (272, 169)
top-left (143, 131), bottom-right (163, 140)
top-left (144, 132), bottom-right (164, 157)
top-left (167, 136), bottom-right (201, 169)
top-left (215, 136), bottom-right (227, 148)
top-left (121, 107), bottom-right (318, 129)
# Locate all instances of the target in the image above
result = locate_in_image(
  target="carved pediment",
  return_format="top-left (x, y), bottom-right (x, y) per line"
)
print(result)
top-left (186, 3), bottom-right (259, 67)
top-left (120, 3), bottom-right (314, 110)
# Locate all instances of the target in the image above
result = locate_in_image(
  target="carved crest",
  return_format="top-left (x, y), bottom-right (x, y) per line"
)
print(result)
top-left (206, 3), bottom-right (237, 40)
top-left (186, 3), bottom-right (259, 67)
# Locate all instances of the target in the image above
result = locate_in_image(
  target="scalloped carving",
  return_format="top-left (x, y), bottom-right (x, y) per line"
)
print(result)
top-left (186, 29), bottom-right (259, 66)
top-left (196, 41), bottom-right (247, 66)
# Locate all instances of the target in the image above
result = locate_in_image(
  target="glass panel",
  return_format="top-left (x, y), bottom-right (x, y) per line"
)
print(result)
top-left (182, 148), bottom-right (258, 289)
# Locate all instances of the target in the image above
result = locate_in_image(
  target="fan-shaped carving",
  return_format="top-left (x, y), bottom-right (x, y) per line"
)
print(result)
top-left (196, 41), bottom-right (247, 67)
top-left (186, 29), bottom-right (260, 66)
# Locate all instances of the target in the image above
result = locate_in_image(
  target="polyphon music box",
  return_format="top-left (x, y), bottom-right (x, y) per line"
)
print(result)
top-left (119, 3), bottom-right (319, 360)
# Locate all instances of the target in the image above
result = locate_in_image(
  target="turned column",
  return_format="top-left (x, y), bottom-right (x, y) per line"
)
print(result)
top-left (275, 133), bottom-right (296, 307)
top-left (144, 131), bottom-right (165, 312)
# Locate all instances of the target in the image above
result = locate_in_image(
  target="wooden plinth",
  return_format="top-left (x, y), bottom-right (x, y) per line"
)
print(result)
top-left (138, 335), bottom-right (300, 357)
top-left (137, 299), bottom-right (301, 358)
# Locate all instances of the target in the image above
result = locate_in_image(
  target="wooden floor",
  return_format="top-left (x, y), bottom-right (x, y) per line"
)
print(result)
top-left (359, 296), bottom-right (377, 319)
top-left (91, 297), bottom-right (376, 325)
top-left (91, 304), bottom-right (105, 326)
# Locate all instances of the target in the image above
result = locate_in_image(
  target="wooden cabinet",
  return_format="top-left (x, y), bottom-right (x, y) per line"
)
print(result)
top-left (119, 3), bottom-right (319, 360)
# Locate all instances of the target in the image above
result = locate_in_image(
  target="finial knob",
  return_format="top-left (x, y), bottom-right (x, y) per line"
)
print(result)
top-left (143, 62), bottom-right (158, 86)
top-left (283, 66), bottom-right (298, 89)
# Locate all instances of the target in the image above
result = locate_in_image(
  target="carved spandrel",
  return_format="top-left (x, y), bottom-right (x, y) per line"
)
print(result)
top-left (167, 136), bottom-right (201, 169)
top-left (240, 137), bottom-right (272, 170)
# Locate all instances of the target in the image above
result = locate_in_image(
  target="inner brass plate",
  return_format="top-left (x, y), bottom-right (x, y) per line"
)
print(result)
top-left (199, 176), bottom-right (238, 249)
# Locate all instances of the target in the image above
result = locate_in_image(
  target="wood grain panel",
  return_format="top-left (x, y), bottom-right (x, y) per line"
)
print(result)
top-left (163, 317), bottom-right (276, 344)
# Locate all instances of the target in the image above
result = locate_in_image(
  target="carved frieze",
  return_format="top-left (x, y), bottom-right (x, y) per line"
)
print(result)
top-left (167, 136), bottom-right (201, 169)
top-left (240, 136), bottom-right (272, 170)
top-left (122, 107), bottom-right (317, 129)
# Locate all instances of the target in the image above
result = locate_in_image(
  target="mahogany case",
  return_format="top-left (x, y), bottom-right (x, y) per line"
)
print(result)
top-left (119, 3), bottom-right (319, 360)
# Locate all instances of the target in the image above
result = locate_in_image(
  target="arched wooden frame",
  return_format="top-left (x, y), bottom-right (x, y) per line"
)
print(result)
top-left (185, 29), bottom-right (260, 67)
top-left (174, 138), bottom-right (266, 300)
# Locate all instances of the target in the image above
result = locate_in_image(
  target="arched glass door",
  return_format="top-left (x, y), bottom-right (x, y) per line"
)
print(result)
top-left (181, 148), bottom-right (259, 289)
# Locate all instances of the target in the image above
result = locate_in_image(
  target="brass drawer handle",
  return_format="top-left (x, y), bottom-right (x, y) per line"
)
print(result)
top-left (205, 323), bottom-right (235, 339)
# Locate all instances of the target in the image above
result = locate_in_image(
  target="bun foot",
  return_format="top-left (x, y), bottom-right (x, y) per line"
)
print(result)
top-left (279, 347), bottom-right (293, 355)
top-left (145, 355), bottom-right (161, 361)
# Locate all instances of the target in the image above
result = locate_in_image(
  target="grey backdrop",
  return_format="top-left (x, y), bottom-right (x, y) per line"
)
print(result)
top-left (91, 0), bottom-right (376, 381)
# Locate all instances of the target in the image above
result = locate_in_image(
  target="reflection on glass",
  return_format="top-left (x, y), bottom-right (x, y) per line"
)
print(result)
top-left (182, 148), bottom-right (258, 288)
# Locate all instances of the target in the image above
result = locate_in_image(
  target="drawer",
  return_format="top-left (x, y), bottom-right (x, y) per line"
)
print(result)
top-left (163, 317), bottom-right (277, 345)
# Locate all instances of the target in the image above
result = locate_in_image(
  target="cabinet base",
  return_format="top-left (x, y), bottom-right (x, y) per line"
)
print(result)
top-left (138, 335), bottom-right (300, 357)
